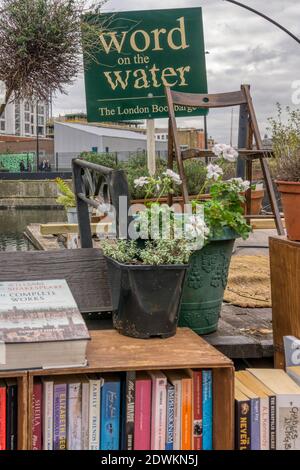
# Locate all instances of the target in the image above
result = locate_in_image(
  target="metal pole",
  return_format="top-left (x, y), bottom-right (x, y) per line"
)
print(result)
top-left (36, 102), bottom-right (39, 171)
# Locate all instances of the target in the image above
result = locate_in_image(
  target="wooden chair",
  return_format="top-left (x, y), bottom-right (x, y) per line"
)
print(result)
top-left (165, 84), bottom-right (284, 235)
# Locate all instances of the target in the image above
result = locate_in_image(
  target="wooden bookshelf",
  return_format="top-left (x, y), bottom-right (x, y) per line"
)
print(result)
top-left (0, 371), bottom-right (27, 450)
top-left (27, 328), bottom-right (234, 450)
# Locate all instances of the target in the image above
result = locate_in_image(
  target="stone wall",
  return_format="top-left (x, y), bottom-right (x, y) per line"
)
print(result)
top-left (0, 179), bottom-right (70, 208)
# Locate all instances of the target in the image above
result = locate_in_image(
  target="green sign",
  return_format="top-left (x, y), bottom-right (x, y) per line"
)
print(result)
top-left (83, 8), bottom-right (208, 122)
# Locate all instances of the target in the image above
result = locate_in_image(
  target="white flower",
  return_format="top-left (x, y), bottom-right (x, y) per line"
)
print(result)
top-left (163, 169), bottom-right (182, 185)
top-left (228, 178), bottom-right (251, 192)
top-left (134, 176), bottom-right (149, 188)
top-left (212, 143), bottom-right (238, 162)
top-left (206, 163), bottom-right (223, 181)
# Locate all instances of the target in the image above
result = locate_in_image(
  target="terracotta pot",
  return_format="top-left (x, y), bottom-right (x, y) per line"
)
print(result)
top-left (243, 189), bottom-right (265, 215)
top-left (276, 181), bottom-right (300, 241)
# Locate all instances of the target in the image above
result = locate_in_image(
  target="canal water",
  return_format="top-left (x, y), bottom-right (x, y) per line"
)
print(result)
top-left (0, 208), bottom-right (66, 251)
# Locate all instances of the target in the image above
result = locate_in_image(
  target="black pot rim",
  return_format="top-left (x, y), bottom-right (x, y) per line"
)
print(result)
top-left (104, 254), bottom-right (189, 270)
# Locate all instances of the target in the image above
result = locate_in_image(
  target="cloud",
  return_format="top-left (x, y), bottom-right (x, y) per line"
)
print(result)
top-left (53, 0), bottom-right (300, 143)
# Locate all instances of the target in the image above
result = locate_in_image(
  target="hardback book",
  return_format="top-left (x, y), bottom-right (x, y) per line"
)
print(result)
top-left (287, 366), bottom-right (300, 387)
top-left (81, 377), bottom-right (90, 450)
top-left (134, 372), bottom-right (151, 451)
top-left (5, 379), bottom-right (18, 450)
top-left (0, 280), bottom-right (90, 370)
top-left (42, 378), bottom-right (54, 450)
top-left (53, 380), bottom-right (67, 450)
top-left (237, 370), bottom-right (274, 450)
top-left (235, 376), bottom-right (260, 450)
top-left (189, 369), bottom-right (202, 451)
top-left (32, 379), bottom-right (42, 450)
top-left (149, 371), bottom-right (167, 450)
top-left (121, 371), bottom-right (136, 450)
top-left (165, 382), bottom-right (175, 451)
top-left (202, 370), bottom-right (213, 451)
top-left (100, 375), bottom-right (121, 450)
top-left (0, 380), bottom-right (6, 450)
top-left (165, 371), bottom-right (182, 450)
top-left (67, 378), bottom-right (82, 450)
top-left (181, 371), bottom-right (193, 450)
top-left (88, 375), bottom-right (102, 450)
top-left (248, 368), bottom-right (300, 450)
top-left (284, 336), bottom-right (300, 368)
top-left (235, 385), bottom-right (251, 450)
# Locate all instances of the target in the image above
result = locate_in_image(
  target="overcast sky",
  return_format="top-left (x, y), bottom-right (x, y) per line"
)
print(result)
top-left (53, 0), bottom-right (300, 144)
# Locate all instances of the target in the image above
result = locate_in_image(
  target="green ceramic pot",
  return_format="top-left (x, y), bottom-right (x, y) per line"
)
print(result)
top-left (179, 227), bottom-right (239, 335)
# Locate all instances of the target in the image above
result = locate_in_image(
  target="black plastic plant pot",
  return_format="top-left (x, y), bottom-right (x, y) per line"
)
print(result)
top-left (105, 256), bottom-right (189, 339)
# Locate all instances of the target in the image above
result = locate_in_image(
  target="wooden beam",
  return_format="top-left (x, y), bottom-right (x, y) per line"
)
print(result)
top-left (40, 222), bottom-right (112, 236)
top-left (250, 218), bottom-right (285, 230)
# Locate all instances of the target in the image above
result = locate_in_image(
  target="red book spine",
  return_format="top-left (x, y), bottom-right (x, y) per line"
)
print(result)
top-left (0, 386), bottom-right (6, 450)
top-left (32, 381), bottom-right (42, 450)
top-left (134, 379), bottom-right (151, 450)
top-left (193, 371), bottom-right (202, 450)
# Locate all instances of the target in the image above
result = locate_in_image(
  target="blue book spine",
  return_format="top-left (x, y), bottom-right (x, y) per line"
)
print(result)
top-left (165, 383), bottom-right (175, 450)
top-left (100, 378), bottom-right (121, 450)
top-left (251, 398), bottom-right (260, 450)
top-left (202, 370), bottom-right (213, 450)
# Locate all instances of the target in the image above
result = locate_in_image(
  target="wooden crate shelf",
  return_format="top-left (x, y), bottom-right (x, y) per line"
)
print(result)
top-left (27, 328), bottom-right (234, 450)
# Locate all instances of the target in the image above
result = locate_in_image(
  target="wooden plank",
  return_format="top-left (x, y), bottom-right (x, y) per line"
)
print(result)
top-left (0, 248), bottom-right (112, 313)
top-left (25, 223), bottom-right (61, 251)
top-left (270, 236), bottom-right (300, 368)
top-left (39, 222), bottom-right (110, 236)
top-left (170, 89), bottom-right (246, 108)
top-left (213, 367), bottom-right (234, 450)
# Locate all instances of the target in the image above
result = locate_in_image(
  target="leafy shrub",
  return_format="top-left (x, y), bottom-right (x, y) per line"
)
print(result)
top-left (80, 151), bottom-right (119, 169)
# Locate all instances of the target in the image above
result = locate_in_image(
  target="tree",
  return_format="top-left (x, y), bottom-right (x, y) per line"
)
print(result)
top-left (0, 0), bottom-right (106, 117)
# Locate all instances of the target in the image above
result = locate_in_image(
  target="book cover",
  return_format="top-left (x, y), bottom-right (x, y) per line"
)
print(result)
top-left (67, 379), bottom-right (82, 450)
top-left (53, 382), bottom-right (67, 450)
top-left (6, 379), bottom-right (18, 450)
top-left (235, 377), bottom-right (260, 450)
top-left (235, 387), bottom-right (251, 450)
top-left (149, 371), bottom-right (167, 450)
top-left (277, 395), bottom-right (300, 450)
top-left (88, 376), bottom-right (102, 450)
top-left (0, 280), bottom-right (90, 344)
top-left (32, 379), bottom-right (42, 450)
top-left (0, 380), bottom-right (6, 450)
top-left (202, 370), bottom-right (213, 451)
top-left (100, 375), bottom-right (121, 450)
top-left (192, 370), bottom-right (202, 450)
top-left (181, 373), bottom-right (192, 450)
top-left (165, 383), bottom-right (175, 450)
top-left (81, 377), bottom-right (89, 450)
top-left (121, 371), bottom-right (135, 450)
top-left (165, 371), bottom-right (182, 450)
top-left (134, 372), bottom-right (151, 451)
top-left (42, 378), bottom-right (53, 450)
top-left (284, 336), bottom-right (300, 368)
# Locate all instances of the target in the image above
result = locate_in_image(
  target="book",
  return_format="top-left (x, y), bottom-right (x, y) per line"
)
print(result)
top-left (165, 382), bottom-right (175, 450)
top-left (287, 366), bottom-right (300, 387)
top-left (0, 280), bottom-right (90, 370)
top-left (181, 371), bottom-right (192, 450)
top-left (236, 370), bottom-right (274, 450)
top-left (235, 377), bottom-right (260, 450)
top-left (42, 378), bottom-right (54, 450)
top-left (202, 370), bottom-right (213, 450)
top-left (0, 380), bottom-right (6, 450)
top-left (284, 336), bottom-right (300, 368)
top-left (235, 385), bottom-right (251, 450)
top-left (121, 371), bottom-right (135, 450)
top-left (32, 379), bottom-right (42, 450)
top-left (165, 371), bottom-right (182, 450)
top-left (53, 381), bottom-right (67, 450)
top-left (134, 372), bottom-right (151, 450)
top-left (5, 379), bottom-right (18, 450)
top-left (67, 378), bottom-right (82, 450)
top-left (149, 371), bottom-right (167, 450)
top-left (248, 368), bottom-right (300, 450)
top-left (88, 375), bottom-right (102, 450)
top-left (100, 375), bottom-right (121, 450)
top-left (81, 377), bottom-right (90, 450)
top-left (191, 370), bottom-right (202, 450)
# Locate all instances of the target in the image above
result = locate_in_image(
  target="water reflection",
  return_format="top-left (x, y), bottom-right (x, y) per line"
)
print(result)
top-left (0, 208), bottom-right (66, 251)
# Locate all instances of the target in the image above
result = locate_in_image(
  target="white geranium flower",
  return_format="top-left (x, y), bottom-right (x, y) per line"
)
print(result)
top-left (228, 177), bottom-right (251, 192)
top-left (163, 169), bottom-right (182, 185)
top-left (212, 143), bottom-right (238, 162)
top-left (134, 176), bottom-right (149, 188)
top-left (206, 163), bottom-right (223, 181)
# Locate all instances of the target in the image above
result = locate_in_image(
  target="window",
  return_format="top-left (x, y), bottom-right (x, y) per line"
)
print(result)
top-left (92, 147), bottom-right (98, 153)
top-left (25, 112), bottom-right (30, 123)
top-left (38, 116), bottom-right (44, 126)
top-left (25, 102), bottom-right (30, 111)
top-left (0, 120), bottom-right (5, 132)
top-left (38, 105), bottom-right (44, 115)
top-left (38, 126), bottom-right (44, 135)
top-left (105, 147), bottom-right (109, 153)
top-left (25, 124), bottom-right (30, 134)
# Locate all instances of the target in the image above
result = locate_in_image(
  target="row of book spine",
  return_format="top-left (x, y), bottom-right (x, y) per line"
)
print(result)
top-left (32, 369), bottom-right (213, 450)
top-left (0, 379), bottom-right (18, 450)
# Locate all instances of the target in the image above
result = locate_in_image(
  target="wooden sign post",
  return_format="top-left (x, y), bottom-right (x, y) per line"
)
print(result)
top-left (147, 119), bottom-right (156, 176)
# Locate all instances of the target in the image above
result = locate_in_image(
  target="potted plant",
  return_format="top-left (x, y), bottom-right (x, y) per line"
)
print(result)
top-left (55, 178), bottom-right (78, 223)
top-left (269, 105), bottom-right (300, 240)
